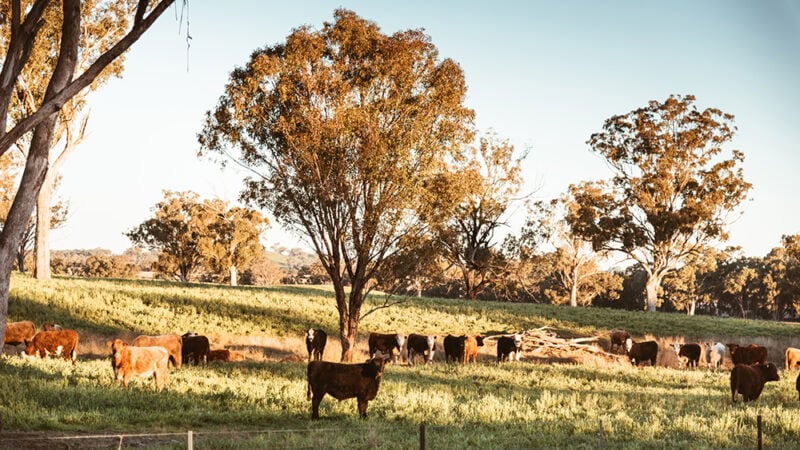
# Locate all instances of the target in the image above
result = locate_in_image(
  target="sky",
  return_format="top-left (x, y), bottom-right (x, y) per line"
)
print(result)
top-left (50, 0), bottom-right (800, 257)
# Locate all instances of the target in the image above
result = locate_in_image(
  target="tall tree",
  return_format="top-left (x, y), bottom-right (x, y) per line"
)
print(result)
top-left (199, 10), bottom-right (473, 360)
top-left (0, 0), bottom-right (175, 350)
top-left (566, 95), bottom-right (751, 312)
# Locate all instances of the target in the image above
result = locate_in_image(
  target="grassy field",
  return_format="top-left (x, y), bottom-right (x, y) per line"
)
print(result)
top-left (3, 273), bottom-right (800, 448)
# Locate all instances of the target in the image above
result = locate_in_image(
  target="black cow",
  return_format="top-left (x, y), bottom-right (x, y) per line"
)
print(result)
top-left (672, 343), bottom-right (702, 369)
top-left (727, 343), bottom-right (768, 366)
top-left (181, 332), bottom-right (210, 366)
top-left (306, 328), bottom-right (327, 362)
top-left (609, 329), bottom-right (631, 354)
top-left (368, 332), bottom-right (405, 364)
top-left (625, 339), bottom-right (658, 366)
top-left (796, 371), bottom-right (800, 401)
top-left (407, 334), bottom-right (436, 365)
top-left (444, 335), bottom-right (465, 363)
top-left (497, 334), bottom-right (522, 362)
top-left (731, 363), bottom-right (780, 403)
top-left (306, 357), bottom-right (389, 419)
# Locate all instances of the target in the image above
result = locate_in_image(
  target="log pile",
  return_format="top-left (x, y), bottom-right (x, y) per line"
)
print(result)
top-left (514, 327), bottom-right (631, 368)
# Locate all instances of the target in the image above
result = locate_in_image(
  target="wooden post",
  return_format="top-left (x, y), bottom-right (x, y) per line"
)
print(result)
top-left (599, 419), bottom-right (604, 450)
top-left (757, 415), bottom-right (762, 450)
top-left (188, 430), bottom-right (194, 450)
top-left (419, 422), bottom-right (426, 450)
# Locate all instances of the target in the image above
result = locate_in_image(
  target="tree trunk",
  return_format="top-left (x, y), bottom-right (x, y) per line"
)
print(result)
top-left (33, 177), bottom-right (53, 280)
top-left (644, 274), bottom-right (662, 312)
top-left (229, 265), bottom-right (237, 286)
top-left (688, 299), bottom-right (696, 316)
top-left (569, 265), bottom-right (579, 307)
top-left (16, 247), bottom-right (25, 273)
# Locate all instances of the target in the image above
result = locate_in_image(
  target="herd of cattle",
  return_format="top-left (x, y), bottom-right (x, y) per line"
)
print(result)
top-left (5, 320), bottom-right (800, 419)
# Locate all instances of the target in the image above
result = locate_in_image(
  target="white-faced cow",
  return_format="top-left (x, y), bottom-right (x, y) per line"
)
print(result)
top-left (625, 339), bottom-right (658, 367)
top-left (497, 334), bottom-right (523, 362)
top-left (306, 328), bottom-right (327, 362)
top-left (367, 332), bottom-right (405, 364)
top-left (407, 334), bottom-right (436, 365)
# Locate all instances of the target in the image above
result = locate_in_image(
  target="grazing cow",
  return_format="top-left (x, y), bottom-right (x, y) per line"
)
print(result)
top-left (727, 343), bottom-right (767, 366)
top-left (306, 356), bottom-right (389, 419)
top-left (497, 334), bottom-right (523, 362)
top-left (705, 342), bottom-right (726, 369)
top-left (3, 320), bottom-right (35, 346)
top-left (108, 339), bottom-right (170, 392)
top-left (730, 363), bottom-right (780, 403)
top-left (133, 334), bottom-right (182, 369)
top-left (367, 332), bottom-right (405, 363)
top-left (785, 347), bottom-right (800, 372)
top-left (40, 322), bottom-right (63, 332)
top-left (443, 335), bottom-right (465, 363)
top-left (672, 343), bottom-right (702, 369)
top-left (609, 329), bottom-right (631, 353)
top-left (306, 329), bottom-right (327, 362)
top-left (22, 330), bottom-right (79, 364)
top-left (181, 332), bottom-right (210, 366)
top-left (625, 339), bottom-right (658, 367)
top-left (463, 335), bottom-right (484, 364)
top-left (407, 334), bottom-right (436, 365)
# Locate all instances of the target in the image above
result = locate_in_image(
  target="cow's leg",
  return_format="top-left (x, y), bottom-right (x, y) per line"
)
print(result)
top-left (357, 397), bottom-right (368, 419)
top-left (515, 351), bottom-right (521, 362)
top-left (311, 393), bottom-right (324, 420)
top-left (175, 352), bottom-right (182, 369)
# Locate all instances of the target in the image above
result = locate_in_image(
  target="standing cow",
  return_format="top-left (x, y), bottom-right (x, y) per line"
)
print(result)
top-left (705, 342), bottom-right (726, 369)
top-left (727, 343), bottom-right (767, 366)
top-left (785, 347), bottom-right (800, 372)
top-left (133, 334), bottom-right (182, 369)
top-left (672, 343), bottom-right (702, 369)
top-left (367, 333), bottom-right (405, 364)
top-left (3, 320), bottom-right (35, 347)
top-left (181, 332), bottom-right (210, 366)
top-left (23, 330), bottom-right (79, 364)
top-left (108, 339), bottom-right (170, 392)
top-left (407, 334), bottom-right (436, 365)
top-left (306, 329), bottom-right (327, 362)
top-left (443, 335), bottom-right (465, 363)
top-left (463, 335), bottom-right (484, 364)
top-left (609, 329), bottom-right (631, 354)
top-left (730, 362), bottom-right (780, 403)
top-left (306, 356), bottom-right (389, 419)
top-left (497, 334), bottom-right (523, 362)
top-left (625, 339), bottom-right (658, 367)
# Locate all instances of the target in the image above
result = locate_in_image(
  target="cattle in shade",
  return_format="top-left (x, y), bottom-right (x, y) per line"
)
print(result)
top-left (730, 362), bottom-right (779, 403)
top-left (133, 334), bottom-right (182, 369)
top-left (306, 356), bottom-right (389, 419)
top-left (407, 334), bottom-right (436, 365)
top-left (705, 342), bottom-right (726, 369)
top-left (463, 335), bottom-right (484, 363)
top-left (785, 347), bottom-right (800, 372)
top-left (672, 343), bottom-right (702, 369)
top-left (208, 349), bottom-right (245, 362)
top-left (497, 334), bottom-right (523, 362)
top-left (40, 322), bottom-right (63, 332)
top-left (443, 335), bottom-right (465, 363)
top-left (727, 343), bottom-right (767, 366)
top-left (306, 328), bottom-right (327, 362)
top-left (181, 332), bottom-right (210, 366)
top-left (625, 339), bottom-right (658, 366)
top-left (23, 330), bottom-right (79, 364)
top-left (3, 320), bottom-right (35, 346)
top-left (609, 329), bottom-right (631, 353)
top-left (367, 332), bottom-right (405, 363)
top-left (108, 339), bottom-right (170, 391)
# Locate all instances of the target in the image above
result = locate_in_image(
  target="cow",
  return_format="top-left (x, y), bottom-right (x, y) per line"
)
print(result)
top-left (625, 339), bottom-right (658, 367)
top-left (40, 322), bottom-right (63, 332)
top-left (463, 335), bottom-right (484, 364)
top-left (672, 343), bottom-right (702, 369)
top-left (443, 335), bottom-right (465, 363)
top-left (785, 347), bottom-right (800, 372)
top-left (306, 356), bottom-right (389, 419)
top-left (705, 342), bottom-right (726, 369)
top-left (796, 371), bottom-right (800, 401)
top-left (108, 339), bottom-right (170, 392)
top-left (497, 334), bottom-right (523, 362)
top-left (181, 332), bottom-right (210, 366)
top-left (609, 329), bottom-right (631, 354)
top-left (727, 343), bottom-right (767, 366)
top-left (208, 349), bottom-right (244, 362)
top-left (22, 330), bottom-right (79, 364)
top-left (306, 328), bottom-right (327, 362)
top-left (133, 334), bottom-right (182, 369)
top-left (730, 362), bottom-right (780, 403)
top-left (367, 332), bottom-right (405, 364)
top-left (407, 334), bottom-right (436, 365)
top-left (3, 320), bottom-right (35, 346)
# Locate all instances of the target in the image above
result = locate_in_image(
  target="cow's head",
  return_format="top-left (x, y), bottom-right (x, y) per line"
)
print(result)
top-left (475, 335), bottom-right (485, 347)
top-left (624, 338), bottom-right (633, 353)
top-left (182, 331), bottom-right (197, 338)
top-left (21, 339), bottom-right (36, 358)
top-left (107, 339), bottom-right (128, 366)
top-left (727, 343), bottom-right (739, 354)
top-left (306, 329), bottom-right (315, 341)
top-left (672, 343), bottom-right (681, 354)
top-left (395, 333), bottom-right (406, 349)
top-left (758, 362), bottom-right (780, 382)
top-left (363, 355), bottom-right (389, 379)
top-left (513, 334), bottom-right (522, 348)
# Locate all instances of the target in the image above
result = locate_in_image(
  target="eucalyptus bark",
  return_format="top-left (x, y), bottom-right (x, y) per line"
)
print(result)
top-left (229, 265), bottom-right (237, 287)
top-left (645, 274), bottom-right (663, 313)
top-left (569, 265), bottom-right (579, 307)
top-left (33, 176), bottom-right (53, 279)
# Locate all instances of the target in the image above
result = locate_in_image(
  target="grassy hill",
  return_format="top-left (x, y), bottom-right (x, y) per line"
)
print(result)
top-left (2, 273), bottom-right (800, 448)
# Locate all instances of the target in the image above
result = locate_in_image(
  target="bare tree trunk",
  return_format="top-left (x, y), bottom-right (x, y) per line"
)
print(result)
top-left (688, 299), bottom-right (696, 316)
top-left (16, 247), bottom-right (25, 273)
top-left (229, 265), bottom-right (237, 286)
top-left (33, 177), bottom-right (53, 280)
top-left (569, 265), bottom-right (579, 307)
top-left (645, 275), bottom-right (662, 313)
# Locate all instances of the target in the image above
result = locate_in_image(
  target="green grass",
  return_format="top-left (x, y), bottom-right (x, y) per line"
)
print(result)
top-left (4, 273), bottom-right (800, 448)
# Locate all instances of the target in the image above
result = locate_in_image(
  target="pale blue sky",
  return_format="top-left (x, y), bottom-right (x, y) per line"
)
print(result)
top-left (52, 1), bottom-right (800, 257)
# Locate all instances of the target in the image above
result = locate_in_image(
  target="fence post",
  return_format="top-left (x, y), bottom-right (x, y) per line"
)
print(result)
top-left (598, 419), bottom-right (604, 450)
top-left (419, 422), bottom-right (426, 450)
top-left (188, 430), bottom-right (193, 450)
top-left (757, 415), bottom-right (762, 450)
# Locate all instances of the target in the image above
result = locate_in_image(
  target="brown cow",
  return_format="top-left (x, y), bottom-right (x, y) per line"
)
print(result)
top-left (133, 334), bottom-right (182, 369)
top-left (785, 347), bottom-right (800, 372)
top-left (463, 335), bottom-right (484, 363)
top-left (108, 339), bottom-right (169, 391)
top-left (727, 343), bottom-right (767, 366)
top-left (208, 349), bottom-right (244, 362)
top-left (306, 356), bottom-right (389, 419)
top-left (730, 362), bottom-right (780, 403)
top-left (181, 332), bottom-right (210, 366)
top-left (4, 320), bottom-right (35, 346)
top-left (367, 332), bottom-right (405, 364)
top-left (609, 329), bottom-right (631, 354)
top-left (22, 330), bottom-right (79, 364)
